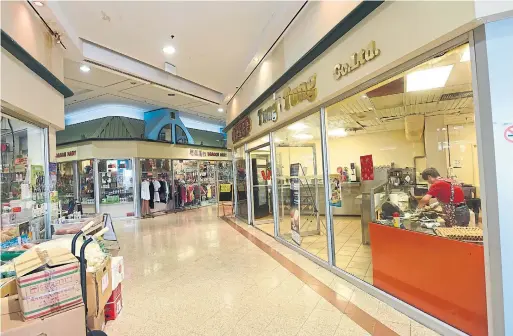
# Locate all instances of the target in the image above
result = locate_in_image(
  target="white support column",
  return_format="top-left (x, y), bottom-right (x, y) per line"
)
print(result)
top-left (320, 108), bottom-right (335, 266)
top-left (270, 132), bottom-right (280, 237)
top-left (93, 159), bottom-right (100, 213)
top-left (471, 18), bottom-right (513, 336)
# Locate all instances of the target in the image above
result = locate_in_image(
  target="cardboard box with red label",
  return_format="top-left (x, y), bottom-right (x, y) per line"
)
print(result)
top-left (104, 283), bottom-right (122, 321)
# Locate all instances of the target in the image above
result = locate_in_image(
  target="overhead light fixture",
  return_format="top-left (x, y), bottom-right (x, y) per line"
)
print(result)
top-left (328, 128), bottom-right (347, 137)
top-left (460, 48), bottom-right (470, 62)
top-left (217, 108), bottom-right (224, 112)
top-left (79, 64), bottom-right (91, 73)
top-left (163, 46), bottom-right (176, 55)
top-left (293, 134), bottom-right (313, 140)
top-left (287, 122), bottom-right (308, 131)
top-left (274, 137), bottom-right (283, 143)
top-left (253, 57), bottom-right (259, 62)
top-left (406, 65), bottom-right (453, 92)
top-left (361, 94), bottom-right (367, 99)
top-left (33, 1), bottom-right (44, 6)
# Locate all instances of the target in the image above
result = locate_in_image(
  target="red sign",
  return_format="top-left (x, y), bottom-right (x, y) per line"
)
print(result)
top-left (360, 155), bottom-right (374, 181)
top-left (504, 125), bottom-right (513, 143)
top-left (232, 116), bottom-right (251, 143)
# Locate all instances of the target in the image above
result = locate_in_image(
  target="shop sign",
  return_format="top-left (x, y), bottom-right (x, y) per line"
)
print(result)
top-left (189, 149), bottom-right (228, 158)
top-left (283, 75), bottom-right (318, 110)
top-left (333, 41), bottom-right (380, 80)
top-left (55, 147), bottom-right (78, 161)
top-left (257, 102), bottom-right (278, 126)
top-left (232, 116), bottom-right (251, 143)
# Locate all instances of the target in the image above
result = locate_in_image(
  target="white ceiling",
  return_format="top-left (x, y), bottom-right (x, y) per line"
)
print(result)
top-left (57, 1), bottom-right (305, 96)
top-left (64, 59), bottom-right (227, 122)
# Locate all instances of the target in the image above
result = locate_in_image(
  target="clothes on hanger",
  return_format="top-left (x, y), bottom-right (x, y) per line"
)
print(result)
top-left (149, 180), bottom-right (155, 209)
top-left (153, 180), bottom-right (161, 203)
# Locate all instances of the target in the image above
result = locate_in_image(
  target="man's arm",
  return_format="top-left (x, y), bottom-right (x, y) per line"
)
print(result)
top-left (417, 194), bottom-right (433, 209)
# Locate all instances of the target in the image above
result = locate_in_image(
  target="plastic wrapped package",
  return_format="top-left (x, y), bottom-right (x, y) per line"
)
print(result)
top-left (28, 237), bottom-right (108, 270)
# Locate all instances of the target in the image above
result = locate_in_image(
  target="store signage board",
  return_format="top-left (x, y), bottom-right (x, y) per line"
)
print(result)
top-left (232, 116), bottom-right (251, 143)
top-left (283, 74), bottom-right (318, 110)
top-left (219, 184), bottom-right (233, 202)
top-left (189, 149), bottom-right (228, 158)
top-left (333, 41), bottom-right (380, 80)
top-left (55, 147), bottom-right (78, 162)
top-left (257, 102), bottom-right (279, 126)
top-left (290, 163), bottom-right (301, 245)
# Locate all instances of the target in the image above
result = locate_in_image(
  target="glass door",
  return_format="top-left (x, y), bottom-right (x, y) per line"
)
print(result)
top-left (248, 145), bottom-right (273, 236)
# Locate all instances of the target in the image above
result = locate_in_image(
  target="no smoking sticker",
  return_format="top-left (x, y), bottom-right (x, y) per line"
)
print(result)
top-left (505, 125), bottom-right (513, 143)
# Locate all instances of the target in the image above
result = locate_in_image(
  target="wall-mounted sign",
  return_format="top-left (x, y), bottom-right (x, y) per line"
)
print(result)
top-left (232, 116), bottom-right (251, 143)
top-left (333, 41), bottom-right (380, 80)
top-left (257, 102), bottom-right (279, 126)
top-left (55, 147), bottom-right (78, 161)
top-left (189, 149), bottom-right (228, 158)
top-left (283, 75), bottom-right (318, 110)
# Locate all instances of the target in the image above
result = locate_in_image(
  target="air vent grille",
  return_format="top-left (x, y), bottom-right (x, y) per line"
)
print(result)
top-left (440, 91), bottom-right (473, 101)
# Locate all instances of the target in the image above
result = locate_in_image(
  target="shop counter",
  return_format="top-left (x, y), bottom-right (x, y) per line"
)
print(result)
top-left (369, 223), bottom-right (487, 336)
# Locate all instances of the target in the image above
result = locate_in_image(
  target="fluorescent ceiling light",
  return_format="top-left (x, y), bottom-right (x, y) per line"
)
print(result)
top-left (460, 48), bottom-right (470, 62)
top-left (79, 64), bottom-right (90, 72)
top-left (293, 134), bottom-right (313, 140)
top-left (217, 108), bottom-right (224, 112)
top-left (33, 1), bottom-right (44, 6)
top-left (287, 122), bottom-right (308, 131)
top-left (163, 46), bottom-right (176, 55)
top-left (328, 128), bottom-right (347, 137)
top-left (406, 65), bottom-right (453, 92)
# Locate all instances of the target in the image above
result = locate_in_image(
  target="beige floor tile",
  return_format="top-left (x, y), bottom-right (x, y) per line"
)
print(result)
top-left (350, 289), bottom-right (381, 316)
top-left (345, 267), bottom-right (367, 278)
top-left (347, 260), bottom-right (371, 270)
top-left (333, 315), bottom-right (371, 336)
top-left (382, 321), bottom-right (411, 336)
top-left (411, 320), bottom-right (441, 336)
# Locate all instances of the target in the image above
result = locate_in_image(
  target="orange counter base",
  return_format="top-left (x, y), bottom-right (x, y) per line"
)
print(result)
top-left (369, 223), bottom-right (487, 336)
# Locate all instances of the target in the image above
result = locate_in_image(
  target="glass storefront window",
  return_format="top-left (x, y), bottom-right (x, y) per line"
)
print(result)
top-left (140, 159), bottom-right (173, 213)
top-left (98, 159), bottom-right (134, 217)
top-left (78, 159), bottom-right (95, 214)
top-left (325, 43), bottom-right (479, 283)
top-left (273, 111), bottom-right (328, 261)
top-left (158, 125), bottom-right (172, 142)
top-left (1, 114), bottom-right (48, 241)
top-left (56, 162), bottom-right (75, 212)
top-left (234, 147), bottom-right (248, 222)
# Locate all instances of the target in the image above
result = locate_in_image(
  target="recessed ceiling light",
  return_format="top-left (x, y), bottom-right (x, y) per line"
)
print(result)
top-left (33, 1), bottom-right (44, 7)
top-left (362, 94), bottom-right (367, 99)
top-left (274, 137), bottom-right (283, 143)
top-left (406, 65), bottom-right (453, 92)
top-left (217, 108), bottom-right (224, 112)
top-left (293, 134), bottom-right (313, 140)
top-left (328, 128), bottom-right (347, 137)
top-left (253, 57), bottom-right (259, 62)
top-left (79, 64), bottom-right (90, 73)
top-left (460, 48), bottom-right (470, 62)
top-left (163, 46), bottom-right (176, 55)
top-left (287, 122), bottom-right (308, 131)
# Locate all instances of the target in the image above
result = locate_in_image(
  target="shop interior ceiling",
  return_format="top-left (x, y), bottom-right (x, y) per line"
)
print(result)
top-left (284, 45), bottom-right (474, 141)
top-left (56, 1), bottom-right (307, 123)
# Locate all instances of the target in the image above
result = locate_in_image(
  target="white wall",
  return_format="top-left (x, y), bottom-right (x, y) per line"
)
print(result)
top-left (227, 1), bottom-right (360, 124)
top-left (1, 1), bottom-right (65, 130)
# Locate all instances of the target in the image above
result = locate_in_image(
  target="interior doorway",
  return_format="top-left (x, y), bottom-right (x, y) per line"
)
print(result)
top-left (247, 144), bottom-right (274, 235)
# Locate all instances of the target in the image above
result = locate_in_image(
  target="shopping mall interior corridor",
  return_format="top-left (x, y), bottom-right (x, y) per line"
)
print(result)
top-left (106, 207), bottom-right (438, 336)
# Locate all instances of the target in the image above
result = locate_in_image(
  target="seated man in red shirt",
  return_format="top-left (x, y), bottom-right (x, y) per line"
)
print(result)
top-left (418, 167), bottom-right (470, 227)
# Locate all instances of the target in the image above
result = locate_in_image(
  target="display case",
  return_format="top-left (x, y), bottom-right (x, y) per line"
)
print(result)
top-left (78, 159), bottom-right (95, 214)
top-left (98, 159), bottom-right (134, 218)
top-left (56, 162), bottom-right (75, 212)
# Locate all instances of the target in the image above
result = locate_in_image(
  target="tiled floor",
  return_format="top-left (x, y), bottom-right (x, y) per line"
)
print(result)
top-left (254, 214), bottom-right (373, 284)
top-left (105, 206), bottom-right (439, 336)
